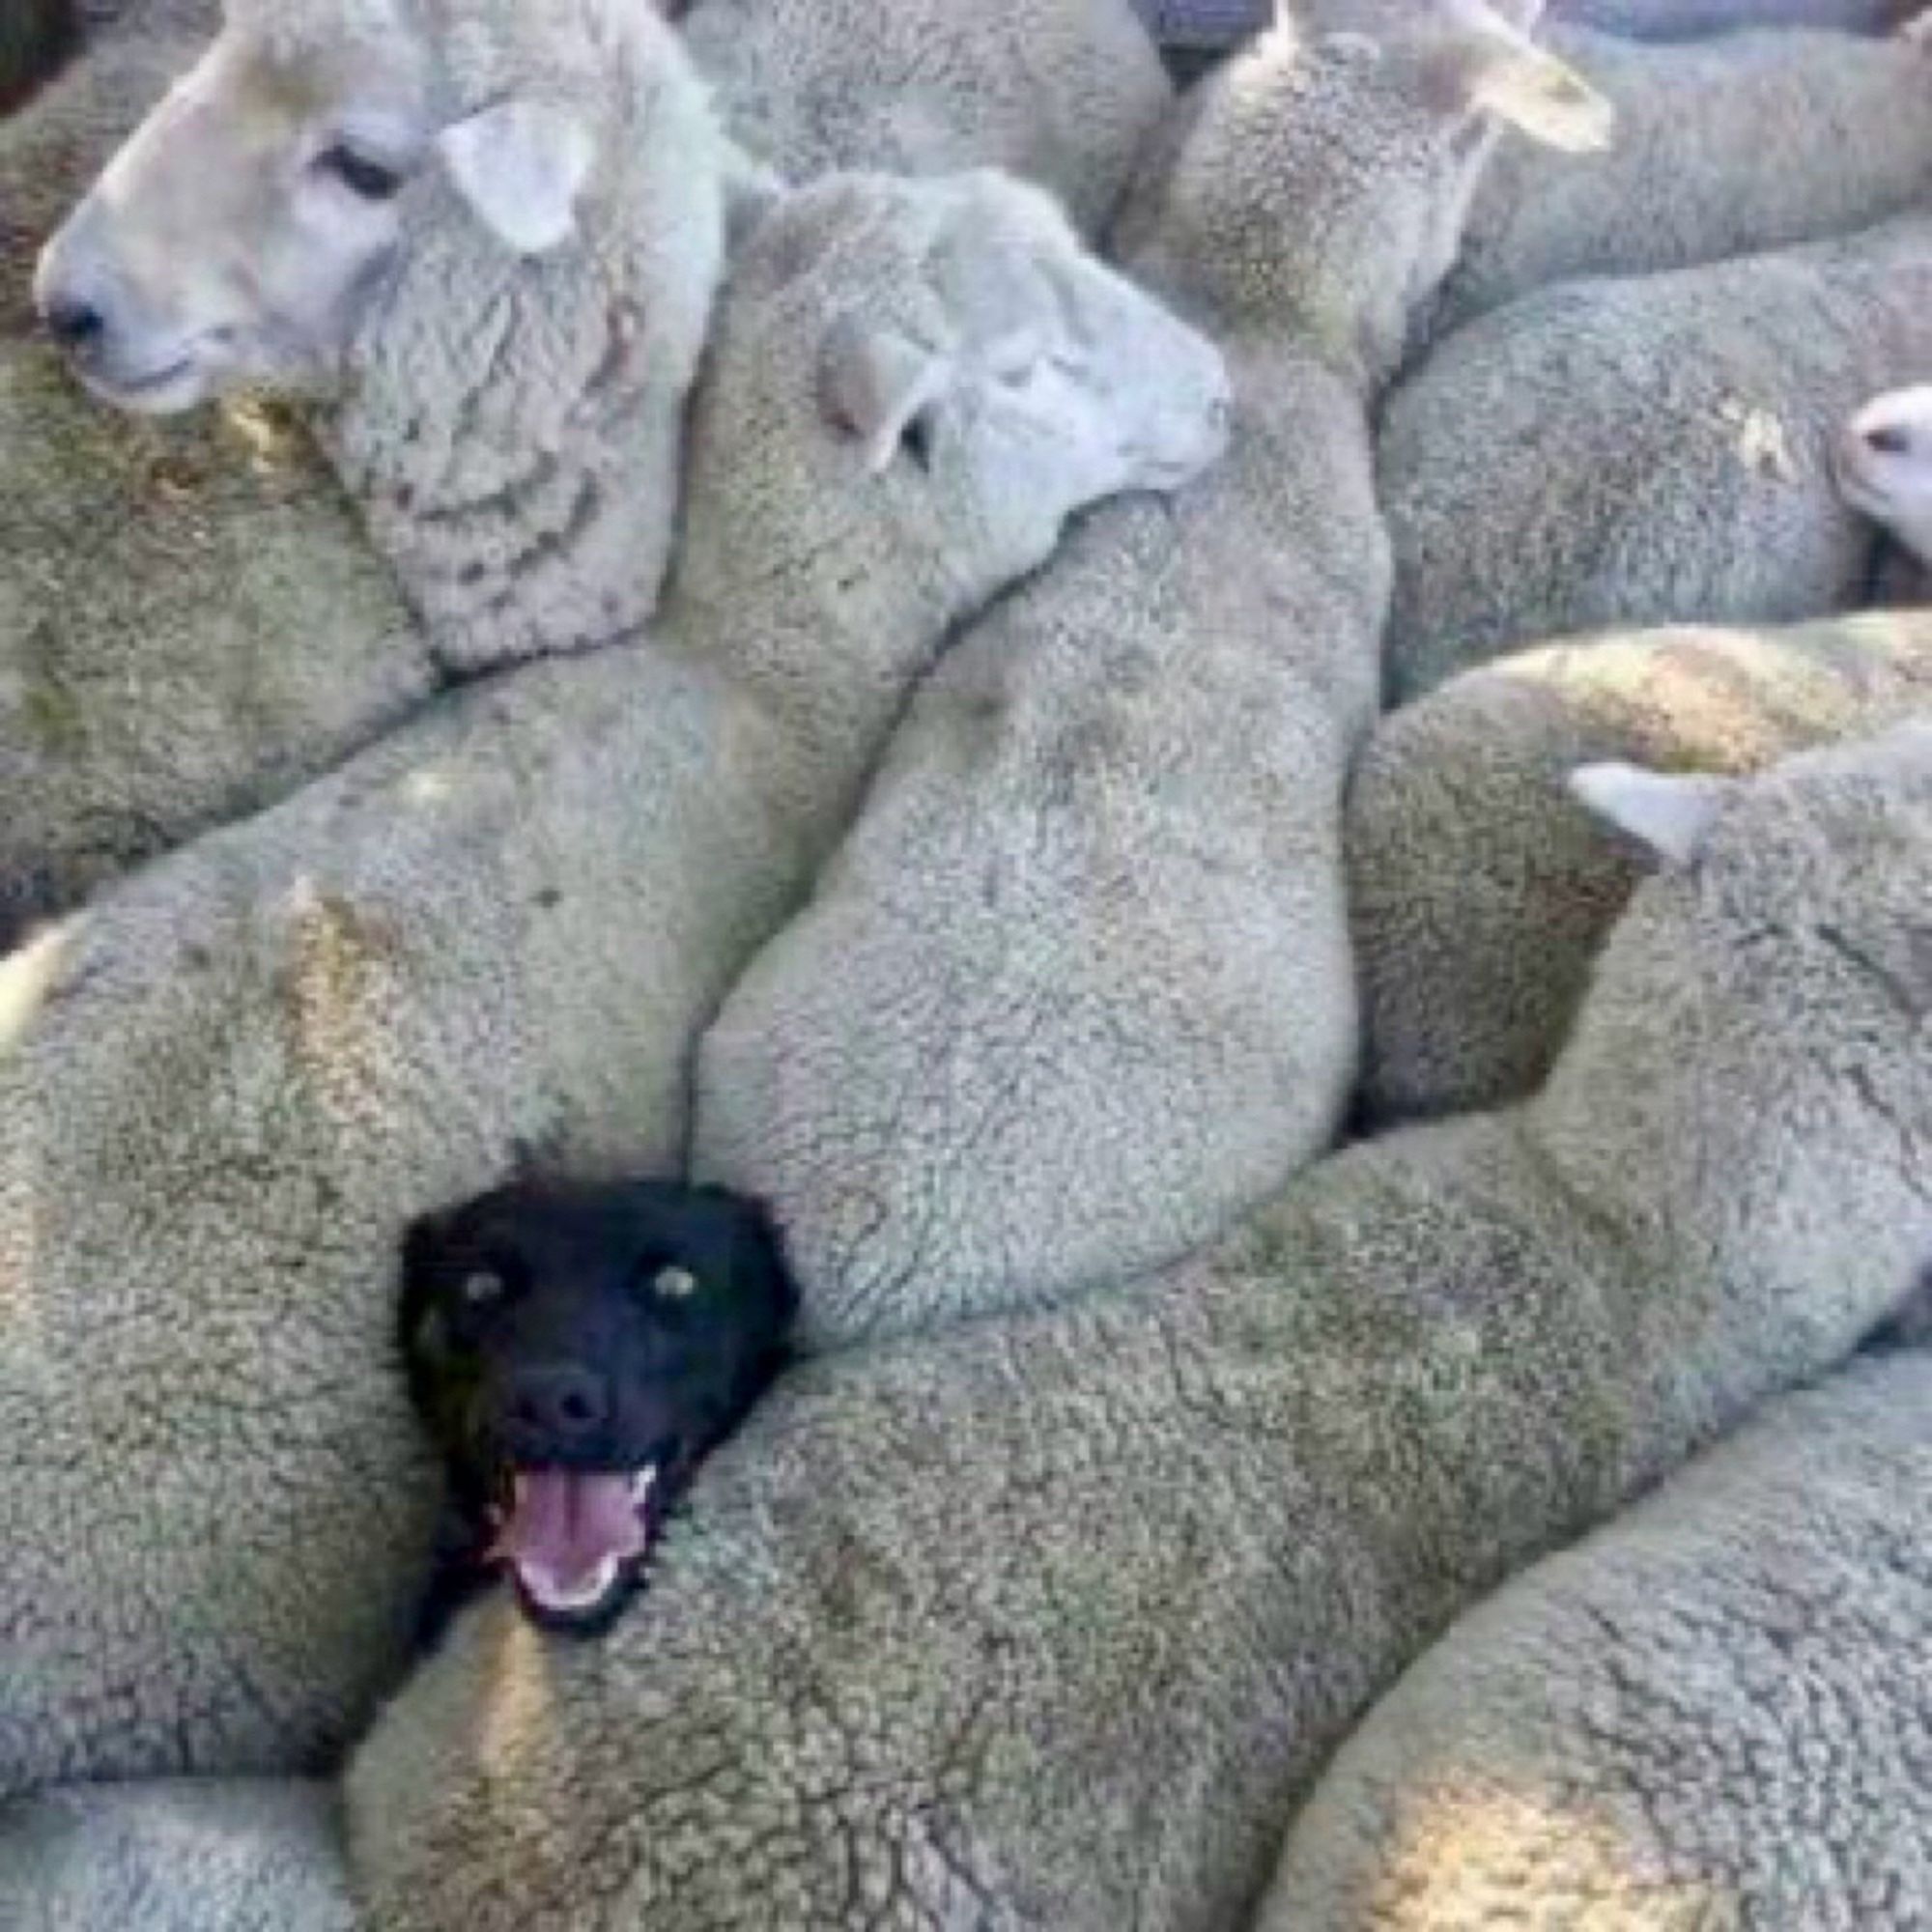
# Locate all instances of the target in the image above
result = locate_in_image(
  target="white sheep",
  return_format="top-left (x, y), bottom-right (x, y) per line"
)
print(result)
top-left (1381, 210), bottom-right (1932, 700)
top-left (1438, 15), bottom-right (1932, 332)
top-left (349, 720), bottom-right (1932, 1929)
top-left (0, 1778), bottom-right (355, 1932)
top-left (0, 0), bottom-right (431, 941)
top-left (37, 0), bottom-right (735, 676)
top-left (692, 0), bottom-right (1611, 1344)
top-left (1836, 381), bottom-right (1932, 573)
top-left (1554, 0), bottom-right (1913, 33)
top-left (1262, 1346), bottom-right (1932, 1928)
top-left (678, 0), bottom-right (1172, 234)
top-left (0, 159), bottom-right (1227, 1797)
top-left (1350, 609), bottom-right (1932, 1124)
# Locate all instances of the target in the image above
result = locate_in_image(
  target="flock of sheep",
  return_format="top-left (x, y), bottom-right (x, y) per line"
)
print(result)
top-left (1, 0), bottom-right (1930, 1926)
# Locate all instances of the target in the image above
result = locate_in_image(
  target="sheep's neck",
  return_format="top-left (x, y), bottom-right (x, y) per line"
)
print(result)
top-left (658, 570), bottom-right (956, 851)
top-left (325, 45), bottom-right (729, 680)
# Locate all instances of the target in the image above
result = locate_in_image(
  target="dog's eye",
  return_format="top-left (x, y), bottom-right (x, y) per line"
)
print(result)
top-left (652, 1264), bottom-right (699, 1301)
top-left (316, 143), bottom-right (404, 202)
top-left (460, 1269), bottom-right (505, 1308)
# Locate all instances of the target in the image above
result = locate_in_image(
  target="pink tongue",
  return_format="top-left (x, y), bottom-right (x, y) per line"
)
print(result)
top-left (496, 1470), bottom-right (645, 1595)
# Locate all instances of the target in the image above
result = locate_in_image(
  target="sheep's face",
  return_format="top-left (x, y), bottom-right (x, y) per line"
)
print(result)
top-left (1836, 387), bottom-right (1932, 568)
top-left (1119, 0), bottom-right (1607, 379)
top-left (675, 171), bottom-right (1233, 627)
top-left (400, 1178), bottom-right (796, 1634)
top-left (33, 0), bottom-right (609, 412)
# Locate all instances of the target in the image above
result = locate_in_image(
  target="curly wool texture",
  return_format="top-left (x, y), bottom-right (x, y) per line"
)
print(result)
top-left (1381, 210), bottom-right (1932, 701)
top-left (1439, 20), bottom-right (1932, 332)
top-left (0, 1778), bottom-right (355, 1932)
top-left (694, 6), bottom-right (1599, 1344)
top-left (1351, 609), bottom-right (1932, 1125)
top-left (350, 723), bottom-right (1932, 1930)
top-left (0, 165), bottom-right (1227, 1799)
top-left (680, 0), bottom-right (1171, 234)
top-left (1263, 1348), bottom-right (1932, 1928)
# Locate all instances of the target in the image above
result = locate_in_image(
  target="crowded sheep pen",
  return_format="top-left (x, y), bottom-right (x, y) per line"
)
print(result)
top-left (1, 1), bottom-right (1929, 1927)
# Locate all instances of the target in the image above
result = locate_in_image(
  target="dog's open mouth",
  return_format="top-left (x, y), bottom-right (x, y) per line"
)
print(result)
top-left (484, 1465), bottom-right (658, 1620)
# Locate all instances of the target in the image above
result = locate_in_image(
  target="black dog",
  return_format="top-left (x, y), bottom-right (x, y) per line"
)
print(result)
top-left (399, 1176), bottom-right (797, 1641)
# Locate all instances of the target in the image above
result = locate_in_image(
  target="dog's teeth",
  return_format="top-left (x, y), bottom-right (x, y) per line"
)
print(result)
top-left (630, 1466), bottom-right (657, 1505)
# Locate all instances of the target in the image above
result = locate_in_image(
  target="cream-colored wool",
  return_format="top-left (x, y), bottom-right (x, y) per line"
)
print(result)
top-left (350, 721), bottom-right (1932, 1930)
top-left (680, 0), bottom-right (1172, 233)
top-left (1440, 16), bottom-right (1932, 332)
top-left (0, 164), bottom-right (1227, 1799)
top-left (0, 1778), bottom-right (356, 1932)
top-left (1382, 211), bottom-right (1932, 700)
top-left (1350, 609), bottom-right (1932, 1124)
top-left (1264, 1347), bottom-right (1932, 1928)
top-left (694, 0), bottom-right (1611, 1345)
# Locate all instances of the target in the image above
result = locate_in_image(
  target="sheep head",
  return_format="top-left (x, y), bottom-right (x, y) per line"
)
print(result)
top-left (33, 0), bottom-right (698, 414)
top-left (1836, 386), bottom-right (1932, 569)
top-left (670, 168), bottom-right (1233, 658)
top-left (1121, 0), bottom-right (1610, 381)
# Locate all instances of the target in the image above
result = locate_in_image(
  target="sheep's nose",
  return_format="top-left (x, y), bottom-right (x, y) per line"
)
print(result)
top-left (41, 295), bottom-right (105, 353)
top-left (509, 1364), bottom-right (610, 1440)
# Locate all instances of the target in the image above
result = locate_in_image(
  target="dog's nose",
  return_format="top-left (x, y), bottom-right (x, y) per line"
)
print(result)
top-left (41, 295), bottom-right (105, 353)
top-left (509, 1364), bottom-right (609, 1439)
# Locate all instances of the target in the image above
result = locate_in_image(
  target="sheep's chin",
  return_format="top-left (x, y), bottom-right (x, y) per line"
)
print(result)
top-left (77, 356), bottom-right (210, 416)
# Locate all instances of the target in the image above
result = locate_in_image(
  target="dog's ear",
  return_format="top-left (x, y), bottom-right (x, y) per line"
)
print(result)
top-left (397, 1208), bottom-right (456, 1355)
top-left (736, 1193), bottom-right (802, 1334)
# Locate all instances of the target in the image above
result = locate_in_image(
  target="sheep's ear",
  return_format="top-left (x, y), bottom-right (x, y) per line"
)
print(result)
top-left (1434, 0), bottom-right (1614, 154)
top-left (819, 316), bottom-right (953, 475)
top-left (436, 99), bottom-right (593, 256)
top-left (1570, 763), bottom-right (1733, 868)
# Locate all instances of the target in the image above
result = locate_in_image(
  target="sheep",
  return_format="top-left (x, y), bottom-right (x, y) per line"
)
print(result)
top-left (1437, 16), bottom-right (1932, 333)
top-left (1381, 211), bottom-right (1932, 701)
top-left (691, 0), bottom-right (1613, 1345)
top-left (1351, 609), bottom-right (1932, 1125)
top-left (677, 0), bottom-right (1172, 234)
top-left (1553, 0), bottom-right (1914, 34)
top-left (0, 163), bottom-right (1229, 1799)
top-left (0, 1778), bottom-right (355, 1932)
top-left (0, 3), bottom-right (436, 945)
top-left (36, 0), bottom-right (735, 678)
top-left (1837, 381), bottom-right (1932, 575)
top-left (1261, 1347), bottom-right (1932, 1929)
top-left (0, 0), bottom-right (76, 113)
top-left (347, 719), bottom-right (1932, 1931)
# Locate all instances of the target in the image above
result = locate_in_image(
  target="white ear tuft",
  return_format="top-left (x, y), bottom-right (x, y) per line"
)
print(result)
top-left (436, 99), bottom-right (594, 256)
top-left (819, 317), bottom-right (953, 475)
top-left (1570, 763), bottom-right (1733, 868)
top-left (1438, 1), bottom-right (1616, 155)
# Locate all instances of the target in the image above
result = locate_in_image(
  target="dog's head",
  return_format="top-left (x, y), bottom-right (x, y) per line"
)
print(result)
top-left (399, 1176), bottom-right (797, 1633)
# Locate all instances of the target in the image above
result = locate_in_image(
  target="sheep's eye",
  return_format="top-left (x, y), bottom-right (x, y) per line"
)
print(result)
top-left (901, 411), bottom-right (934, 472)
top-left (317, 144), bottom-right (403, 202)
top-left (460, 1269), bottom-right (504, 1308)
top-left (652, 1264), bottom-right (699, 1301)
